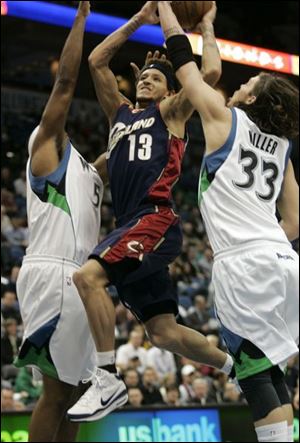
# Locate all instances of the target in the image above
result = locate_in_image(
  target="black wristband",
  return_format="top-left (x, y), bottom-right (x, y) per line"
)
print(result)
top-left (166, 34), bottom-right (195, 72)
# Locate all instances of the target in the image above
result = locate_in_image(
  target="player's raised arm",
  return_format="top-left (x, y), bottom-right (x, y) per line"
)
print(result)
top-left (197, 2), bottom-right (221, 88)
top-left (31, 1), bottom-right (90, 176)
top-left (33, 2), bottom-right (89, 154)
top-left (160, 2), bottom-right (221, 129)
top-left (88, 1), bottom-right (159, 125)
top-left (277, 160), bottom-right (299, 241)
top-left (158, 1), bottom-right (231, 151)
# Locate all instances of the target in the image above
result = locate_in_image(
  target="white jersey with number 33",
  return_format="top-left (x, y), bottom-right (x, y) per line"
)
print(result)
top-left (199, 107), bottom-right (292, 254)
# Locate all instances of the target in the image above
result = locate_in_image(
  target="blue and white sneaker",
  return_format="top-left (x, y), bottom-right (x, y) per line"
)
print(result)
top-left (67, 368), bottom-right (128, 422)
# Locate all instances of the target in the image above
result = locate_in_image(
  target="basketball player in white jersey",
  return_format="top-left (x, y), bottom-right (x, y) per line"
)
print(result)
top-left (13, 2), bottom-right (108, 441)
top-left (159, 2), bottom-right (299, 442)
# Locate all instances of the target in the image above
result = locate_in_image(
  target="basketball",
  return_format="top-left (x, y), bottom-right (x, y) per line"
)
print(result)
top-left (171, 1), bottom-right (214, 31)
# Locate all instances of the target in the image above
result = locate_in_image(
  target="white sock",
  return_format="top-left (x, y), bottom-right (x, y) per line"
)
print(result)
top-left (255, 421), bottom-right (288, 442)
top-left (220, 353), bottom-right (234, 375)
top-left (287, 424), bottom-right (294, 442)
top-left (96, 351), bottom-right (115, 367)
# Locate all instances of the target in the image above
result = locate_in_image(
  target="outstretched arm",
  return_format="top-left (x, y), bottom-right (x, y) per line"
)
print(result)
top-left (277, 160), bottom-right (299, 241)
top-left (197, 2), bottom-right (221, 87)
top-left (31, 1), bottom-right (90, 176)
top-left (158, 1), bottom-right (231, 152)
top-left (160, 3), bottom-right (221, 130)
top-left (89, 1), bottom-right (159, 124)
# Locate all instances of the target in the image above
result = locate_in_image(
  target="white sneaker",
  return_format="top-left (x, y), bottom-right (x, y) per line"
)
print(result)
top-left (67, 368), bottom-right (128, 422)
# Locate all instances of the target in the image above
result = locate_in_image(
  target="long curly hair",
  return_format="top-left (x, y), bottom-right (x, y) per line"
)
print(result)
top-left (237, 73), bottom-right (299, 139)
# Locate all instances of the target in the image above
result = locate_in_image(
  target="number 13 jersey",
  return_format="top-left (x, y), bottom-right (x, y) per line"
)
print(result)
top-left (199, 107), bottom-right (292, 254)
top-left (107, 102), bottom-right (187, 225)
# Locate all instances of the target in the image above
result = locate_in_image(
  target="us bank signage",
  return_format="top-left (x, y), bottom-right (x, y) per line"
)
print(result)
top-left (117, 411), bottom-right (221, 442)
top-left (88, 409), bottom-right (222, 442)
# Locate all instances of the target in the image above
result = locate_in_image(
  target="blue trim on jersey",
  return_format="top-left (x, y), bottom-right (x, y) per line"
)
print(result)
top-left (284, 140), bottom-right (293, 172)
top-left (199, 156), bottom-right (205, 176)
top-left (219, 321), bottom-right (243, 355)
top-left (204, 108), bottom-right (237, 174)
top-left (29, 142), bottom-right (71, 194)
top-left (28, 314), bottom-right (60, 348)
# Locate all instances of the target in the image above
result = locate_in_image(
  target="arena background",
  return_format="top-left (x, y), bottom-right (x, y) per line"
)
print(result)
top-left (1, 1), bottom-right (299, 442)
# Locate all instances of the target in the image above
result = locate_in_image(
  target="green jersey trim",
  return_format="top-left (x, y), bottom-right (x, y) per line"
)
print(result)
top-left (47, 183), bottom-right (71, 215)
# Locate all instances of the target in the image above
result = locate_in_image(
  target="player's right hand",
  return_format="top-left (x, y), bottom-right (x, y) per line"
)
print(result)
top-left (130, 50), bottom-right (167, 81)
top-left (77, 1), bottom-right (91, 18)
top-left (202, 1), bottom-right (217, 25)
top-left (138, 1), bottom-right (159, 25)
top-left (147, 50), bottom-right (167, 65)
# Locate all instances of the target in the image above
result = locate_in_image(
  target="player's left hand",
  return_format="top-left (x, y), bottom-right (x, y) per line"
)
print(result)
top-left (191, 1), bottom-right (217, 34)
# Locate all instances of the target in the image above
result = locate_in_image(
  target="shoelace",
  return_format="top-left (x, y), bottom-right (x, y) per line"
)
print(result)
top-left (76, 368), bottom-right (103, 407)
top-left (82, 367), bottom-right (101, 385)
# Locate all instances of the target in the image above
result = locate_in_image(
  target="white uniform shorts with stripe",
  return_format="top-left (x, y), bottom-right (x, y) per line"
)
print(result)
top-left (213, 241), bottom-right (299, 378)
top-left (15, 255), bottom-right (96, 386)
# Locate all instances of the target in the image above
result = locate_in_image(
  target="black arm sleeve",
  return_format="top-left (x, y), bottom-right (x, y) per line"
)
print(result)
top-left (166, 35), bottom-right (195, 73)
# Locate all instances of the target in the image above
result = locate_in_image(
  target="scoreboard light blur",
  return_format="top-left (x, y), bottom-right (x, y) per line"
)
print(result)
top-left (188, 34), bottom-right (299, 76)
top-left (2, 1), bottom-right (299, 76)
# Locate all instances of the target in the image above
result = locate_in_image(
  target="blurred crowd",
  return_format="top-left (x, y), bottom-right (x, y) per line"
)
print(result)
top-left (1, 93), bottom-right (299, 413)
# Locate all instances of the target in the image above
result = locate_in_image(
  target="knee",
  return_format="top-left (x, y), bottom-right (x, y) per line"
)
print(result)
top-left (73, 269), bottom-right (106, 298)
top-left (72, 270), bottom-right (90, 291)
top-left (41, 390), bottom-right (72, 412)
top-left (239, 369), bottom-right (282, 421)
top-left (147, 329), bottom-right (178, 351)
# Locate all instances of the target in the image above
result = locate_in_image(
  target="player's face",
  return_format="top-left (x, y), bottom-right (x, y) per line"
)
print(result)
top-left (136, 69), bottom-right (170, 103)
top-left (227, 76), bottom-right (260, 108)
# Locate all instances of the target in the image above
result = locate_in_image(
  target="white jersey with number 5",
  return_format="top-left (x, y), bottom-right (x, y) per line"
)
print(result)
top-left (199, 107), bottom-right (292, 254)
top-left (26, 126), bottom-right (103, 265)
top-left (15, 127), bottom-right (103, 385)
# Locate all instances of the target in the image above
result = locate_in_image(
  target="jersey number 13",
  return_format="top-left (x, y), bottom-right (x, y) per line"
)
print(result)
top-left (128, 134), bottom-right (152, 161)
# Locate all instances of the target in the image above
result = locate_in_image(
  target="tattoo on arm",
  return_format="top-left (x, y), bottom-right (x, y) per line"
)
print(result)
top-left (164, 93), bottom-right (191, 122)
top-left (95, 44), bottom-right (122, 67)
top-left (122, 16), bottom-right (143, 38)
top-left (103, 45), bottom-right (122, 59)
top-left (164, 26), bottom-right (183, 39)
top-left (91, 15), bottom-right (143, 67)
top-left (202, 30), bottom-right (220, 56)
